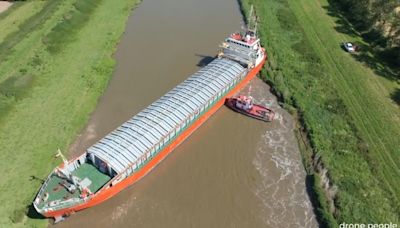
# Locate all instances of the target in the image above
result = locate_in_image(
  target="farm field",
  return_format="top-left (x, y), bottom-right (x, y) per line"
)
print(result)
top-left (0, 0), bottom-right (140, 227)
top-left (241, 0), bottom-right (400, 226)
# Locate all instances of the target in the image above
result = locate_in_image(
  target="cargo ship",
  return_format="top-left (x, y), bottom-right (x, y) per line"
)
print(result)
top-left (33, 26), bottom-right (267, 222)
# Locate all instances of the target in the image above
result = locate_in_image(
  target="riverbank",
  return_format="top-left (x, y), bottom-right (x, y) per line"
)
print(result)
top-left (240, 0), bottom-right (400, 226)
top-left (0, 0), bottom-right (141, 227)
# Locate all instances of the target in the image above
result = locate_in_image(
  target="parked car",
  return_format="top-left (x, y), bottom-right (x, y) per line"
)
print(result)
top-left (342, 42), bottom-right (357, 53)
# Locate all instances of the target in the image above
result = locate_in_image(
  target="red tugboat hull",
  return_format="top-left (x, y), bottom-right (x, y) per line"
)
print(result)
top-left (225, 97), bottom-right (275, 122)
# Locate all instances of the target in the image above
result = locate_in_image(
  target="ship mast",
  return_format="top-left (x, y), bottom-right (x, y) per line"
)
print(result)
top-left (56, 148), bottom-right (69, 167)
top-left (56, 148), bottom-right (77, 185)
top-left (247, 5), bottom-right (258, 35)
top-left (55, 149), bottom-right (82, 191)
top-left (55, 148), bottom-right (72, 178)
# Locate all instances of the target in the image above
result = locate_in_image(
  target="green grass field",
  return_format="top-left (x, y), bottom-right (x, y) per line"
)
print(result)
top-left (0, 1), bottom-right (46, 44)
top-left (0, 0), bottom-right (140, 227)
top-left (241, 0), bottom-right (399, 226)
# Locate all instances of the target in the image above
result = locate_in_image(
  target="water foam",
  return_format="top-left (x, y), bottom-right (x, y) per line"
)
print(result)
top-left (251, 90), bottom-right (316, 227)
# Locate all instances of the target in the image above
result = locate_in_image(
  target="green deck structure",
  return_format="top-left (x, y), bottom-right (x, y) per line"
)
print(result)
top-left (38, 163), bottom-right (110, 208)
top-left (38, 175), bottom-right (79, 208)
top-left (71, 163), bottom-right (111, 193)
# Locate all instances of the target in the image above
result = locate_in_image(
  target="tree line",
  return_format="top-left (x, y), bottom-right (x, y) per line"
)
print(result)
top-left (334, 0), bottom-right (400, 68)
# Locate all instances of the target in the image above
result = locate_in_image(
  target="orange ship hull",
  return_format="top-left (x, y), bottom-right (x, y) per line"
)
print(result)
top-left (43, 54), bottom-right (266, 219)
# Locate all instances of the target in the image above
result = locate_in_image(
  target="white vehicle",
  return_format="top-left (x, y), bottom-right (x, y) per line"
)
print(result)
top-left (342, 42), bottom-right (356, 52)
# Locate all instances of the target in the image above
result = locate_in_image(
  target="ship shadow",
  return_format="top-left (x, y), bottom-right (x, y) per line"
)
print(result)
top-left (26, 204), bottom-right (45, 220)
top-left (195, 54), bottom-right (214, 67)
top-left (26, 175), bottom-right (46, 220)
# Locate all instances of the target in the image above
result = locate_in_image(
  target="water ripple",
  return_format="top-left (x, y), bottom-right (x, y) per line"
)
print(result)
top-left (251, 82), bottom-right (317, 228)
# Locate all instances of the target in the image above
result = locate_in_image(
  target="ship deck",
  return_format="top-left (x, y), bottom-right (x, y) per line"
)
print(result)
top-left (86, 58), bottom-right (246, 175)
top-left (72, 163), bottom-right (111, 192)
top-left (37, 163), bottom-right (111, 209)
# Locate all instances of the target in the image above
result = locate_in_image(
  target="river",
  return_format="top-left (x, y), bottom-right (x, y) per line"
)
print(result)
top-left (55, 0), bottom-right (317, 227)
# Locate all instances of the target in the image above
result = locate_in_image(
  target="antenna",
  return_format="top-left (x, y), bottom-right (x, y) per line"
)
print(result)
top-left (248, 5), bottom-right (254, 30)
top-left (55, 148), bottom-right (69, 167)
top-left (55, 149), bottom-right (81, 190)
top-left (247, 5), bottom-right (258, 35)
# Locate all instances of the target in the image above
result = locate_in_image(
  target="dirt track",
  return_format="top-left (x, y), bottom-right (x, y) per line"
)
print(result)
top-left (0, 1), bottom-right (12, 14)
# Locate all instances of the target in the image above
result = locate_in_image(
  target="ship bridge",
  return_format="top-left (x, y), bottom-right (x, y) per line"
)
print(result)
top-left (220, 32), bottom-right (262, 68)
top-left (86, 58), bottom-right (246, 175)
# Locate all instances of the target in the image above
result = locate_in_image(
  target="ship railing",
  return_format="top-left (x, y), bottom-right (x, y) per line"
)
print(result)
top-left (223, 49), bottom-right (254, 60)
top-left (42, 197), bottom-right (86, 212)
top-left (223, 47), bottom-right (257, 59)
top-left (35, 154), bottom-right (88, 208)
top-left (63, 153), bottom-right (86, 173)
top-left (224, 43), bottom-right (257, 55)
top-left (221, 54), bottom-right (253, 67)
top-left (34, 171), bottom-right (55, 207)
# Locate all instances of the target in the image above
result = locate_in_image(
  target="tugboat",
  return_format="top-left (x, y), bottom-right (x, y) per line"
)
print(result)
top-left (225, 95), bottom-right (275, 122)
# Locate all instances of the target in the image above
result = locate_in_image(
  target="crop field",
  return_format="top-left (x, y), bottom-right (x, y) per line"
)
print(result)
top-left (241, 0), bottom-right (399, 226)
top-left (0, 0), bottom-right (140, 227)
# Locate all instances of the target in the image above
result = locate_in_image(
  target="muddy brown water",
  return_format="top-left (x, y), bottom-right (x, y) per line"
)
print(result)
top-left (54, 0), bottom-right (317, 227)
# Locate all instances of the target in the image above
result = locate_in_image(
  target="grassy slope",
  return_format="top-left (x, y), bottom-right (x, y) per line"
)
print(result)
top-left (290, 0), bottom-right (400, 208)
top-left (0, 0), bottom-right (140, 227)
top-left (242, 0), bottom-right (399, 225)
top-left (0, 1), bottom-right (46, 43)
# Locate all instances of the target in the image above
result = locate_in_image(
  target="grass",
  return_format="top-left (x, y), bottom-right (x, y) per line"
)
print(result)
top-left (241, 0), bottom-right (400, 226)
top-left (0, 0), bottom-right (64, 63)
top-left (44, 0), bottom-right (103, 54)
top-left (0, 1), bottom-right (46, 43)
top-left (0, 0), bottom-right (141, 227)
